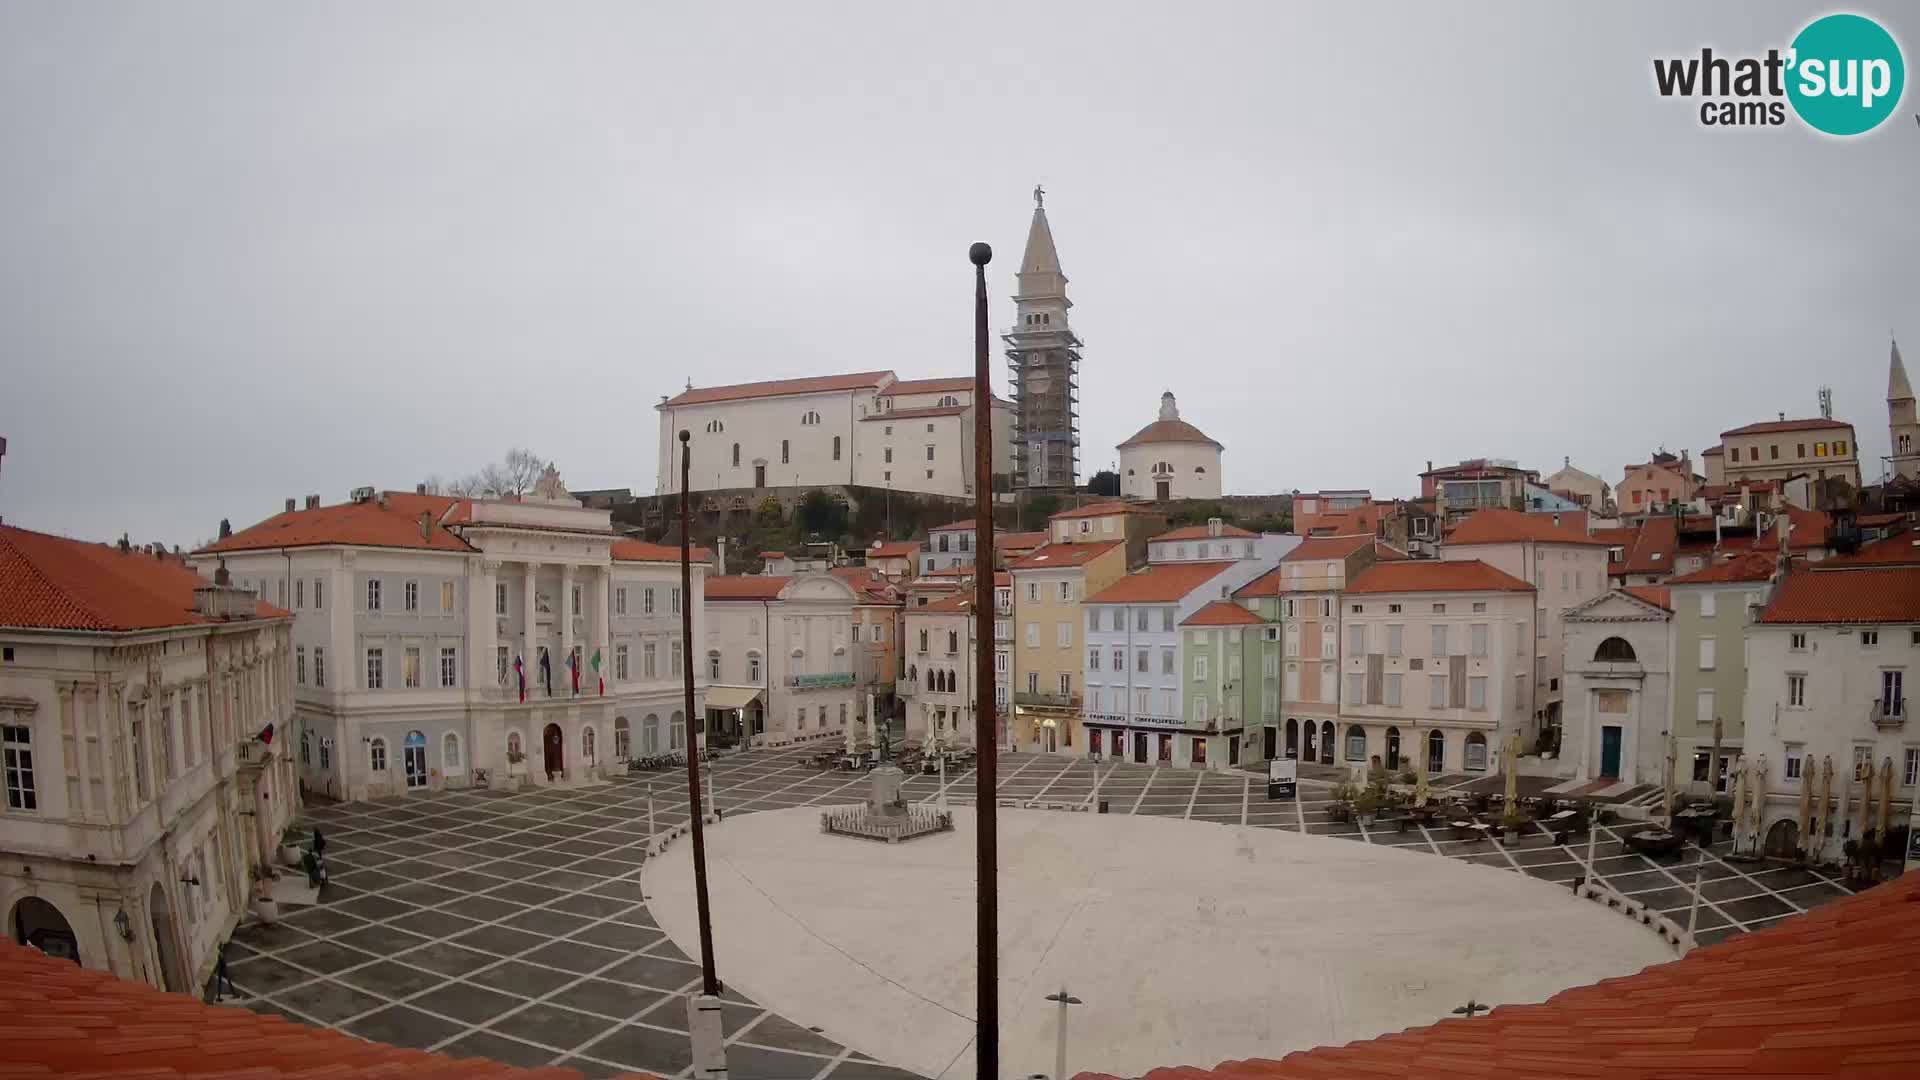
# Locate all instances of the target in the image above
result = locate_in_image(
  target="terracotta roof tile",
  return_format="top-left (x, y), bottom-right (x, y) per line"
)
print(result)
top-left (1666, 551), bottom-right (1776, 585)
top-left (999, 530), bottom-right (1048, 551)
top-left (1151, 523), bottom-right (1256, 542)
top-left (1279, 533), bottom-right (1376, 563)
top-left (1117, 417), bottom-right (1221, 449)
top-left (0, 525), bottom-right (286, 632)
top-left (1444, 508), bottom-right (1607, 547)
top-left (1373, 543), bottom-right (1409, 561)
top-left (1048, 500), bottom-right (1164, 521)
top-left (1758, 565), bottom-right (1920, 624)
top-left (1720, 417), bottom-right (1854, 436)
top-left (200, 492), bottom-right (477, 555)
top-left (1232, 566), bottom-right (1283, 599)
top-left (660, 370), bottom-right (894, 407)
top-left (928, 518), bottom-right (978, 532)
top-left (885, 376), bottom-right (974, 395)
top-left (1007, 540), bottom-right (1124, 570)
top-left (1819, 531), bottom-right (1920, 568)
top-left (917, 593), bottom-right (975, 613)
top-left (1181, 599), bottom-right (1264, 626)
top-left (1619, 515), bottom-right (1678, 575)
top-left (1621, 585), bottom-right (1672, 611)
top-left (704, 575), bottom-right (790, 600)
top-left (1086, 561), bottom-right (1235, 604)
top-left (866, 541), bottom-right (921, 559)
top-left (1346, 560), bottom-right (1533, 595)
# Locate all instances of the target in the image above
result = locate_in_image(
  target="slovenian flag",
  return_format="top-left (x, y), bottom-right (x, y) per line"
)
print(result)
top-left (566, 649), bottom-right (580, 697)
top-left (590, 648), bottom-right (603, 696)
top-left (254, 722), bottom-right (275, 745)
top-left (513, 654), bottom-right (525, 703)
top-left (539, 650), bottom-right (552, 697)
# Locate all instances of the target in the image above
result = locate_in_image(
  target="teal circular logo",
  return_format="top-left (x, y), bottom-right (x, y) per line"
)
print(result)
top-left (1786, 13), bottom-right (1905, 135)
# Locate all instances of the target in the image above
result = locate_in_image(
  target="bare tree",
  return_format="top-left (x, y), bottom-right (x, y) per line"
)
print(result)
top-left (479, 448), bottom-right (547, 498)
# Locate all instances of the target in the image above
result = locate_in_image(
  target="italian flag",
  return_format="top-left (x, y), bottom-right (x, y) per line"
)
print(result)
top-left (591, 648), bottom-right (603, 696)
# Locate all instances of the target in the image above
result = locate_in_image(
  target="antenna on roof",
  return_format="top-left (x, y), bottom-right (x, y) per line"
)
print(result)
top-left (1817, 385), bottom-right (1833, 420)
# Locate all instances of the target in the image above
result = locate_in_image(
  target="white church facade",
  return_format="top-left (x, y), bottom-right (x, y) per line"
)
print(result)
top-left (1119, 392), bottom-right (1223, 502)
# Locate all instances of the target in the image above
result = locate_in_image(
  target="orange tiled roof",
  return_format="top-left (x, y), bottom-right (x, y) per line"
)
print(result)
top-left (1444, 507), bottom-right (1607, 546)
top-left (1085, 561), bottom-right (1235, 604)
top-left (1700, 444), bottom-right (1724, 456)
top-left (1372, 542), bottom-right (1409, 561)
top-left (1151, 523), bottom-right (1256, 542)
top-left (1818, 531), bottom-right (1920, 568)
top-left (999, 530), bottom-right (1048, 551)
top-left (1279, 533), bottom-right (1375, 562)
top-left (1621, 584), bottom-right (1672, 611)
top-left (704, 575), bottom-right (790, 600)
top-left (1048, 500), bottom-right (1164, 521)
top-left (1007, 540), bottom-right (1124, 570)
top-left (886, 376), bottom-right (972, 395)
top-left (1, 525), bottom-right (286, 632)
top-left (1759, 565), bottom-right (1920, 624)
top-left (867, 541), bottom-right (920, 559)
top-left (1231, 566), bottom-right (1284, 599)
top-left (928, 518), bottom-right (978, 532)
top-left (994, 571), bottom-right (1012, 587)
top-left (1117, 417), bottom-right (1221, 449)
top-left (1345, 559), bottom-right (1533, 595)
top-left (1592, 526), bottom-right (1639, 548)
top-left (923, 565), bottom-right (974, 578)
top-left (1181, 599), bottom-right (1264, 626)
top-left (660, 370), bottom-right (893, 407)
top-left (1072, 869), bottom-right (1920, 1080)
top-left (917, 593), bottom-right (975, 614)
top-left (609, 539), bottom-right (712, 563)
top-left (1620, 514), bottom-right (1678, 575)
top-left (1721, 416), bottom-right (1854, 436)
top-left (1667, 551), bottom-right (1777, 585)
top-left (199, 492), bottom-right (477, 555)
top-left (0, 939), bottom-right (653, 1080)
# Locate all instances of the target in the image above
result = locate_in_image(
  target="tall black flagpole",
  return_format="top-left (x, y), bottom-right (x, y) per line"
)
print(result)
top-left (968, 240), bottom-right (998, 1080)
top-left (679, 430), bottom-right (720, 997)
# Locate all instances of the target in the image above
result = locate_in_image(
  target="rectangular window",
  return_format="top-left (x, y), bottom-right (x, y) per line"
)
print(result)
top-left (1429, 674), bottom-right (1447, 708)
top-left (440, 581), bottom-right (455, 613)
top-left (1088, 648), bottom-right (1101, 672)
top-left (1787, 673), bottom-right (1806, 708)
top-left (1194, 656), bottom-right (1208, 680)
top-left (615, 588), bottom-right (628, 616)
top-left (615, 644), bottom-right (630, 681)
top-left (440, 647), bottom-right (457, 687)
top-left (1026, 582), bottom-right (1038, 602)
top-left (1790, 631), bottom-right (1807, 651)
top-left (294, 578), bottom-right (304, 609)
top-left (404, 580), bottom-right (418, 612)
top-left (1059, 673), bottom-right (1071, 695)
top-left (1285, 625), bottom-right (1299, 657)
top-left (1320, 662), bottom-right (1336, 704)
top-left (781, 439), bottom-right (790, 464)
top-left (927, 445), bottom-right (935, 461)
top-left (403, 646), bottom-right (421, 688)
top-left (1431, 603), bottom-right (1446, 614)
top-left (1470, 624), bottom-right (1488, 657)
top-left (1027, 671), bottom-right (1039, 694)
top-left (1905, 747), bottom-right (1920, 787)
top-left (1471, 601), bottom-right (1486, 613)
top-left (314, 646), bottom-right (326, 688)
top-left (1345, 672), bottom-right (1365, 705)
top-left (1697, 688), bottom-right (1715, 727)
top-left (1536, 611), bottom-right (1546, 639)
top-left (1110, 609), bottom-right (1125, 632)
top-left (1785, 744), bottom-right (1804, 780)
top-left (1283, 599), bottom-right (1295, 618)
top-left (1112, 647), bottom-right (1124, 671)
top-left (671, 640), bottom-right (683, 675)
top-left (1699, 636), bottom-right (1716, 670)
top-left (671, 587), bottom-right (681, 614)
top-left (644, 588), bottom-right (655, 614)
top-left (1348, 624), bottom-right (1365, 656)
top-left (1088, 608), bottom-right (1100, 634)
top-left (157, 706), bottom-right (174, 781)
top-left (1162, 647), bottom-right (1175, 674)
top-left (571, 585), bottom-right (582, 616)
top-left (1284, 664), bottom-right (1299, 699)
top-left (366, 647), bottom-right (385, 690)
top-left (1056, 623), bottom-right (1071, 647)
top-left (1431, 624), bottom-right (1448, 657)
top-left (1469, 676), bottom-right (1487, 711)
top-left (1321, 625), bottom-right (1336, 659)
top-left (708, 652), bottom-right (721, 679)
top-left (643, 641), bottom-right (658, 679)
top-left (1162, 608), bottom-right (1175, 632)
top-left (1700, 591), bottom-right (1716, 618)
top-left (1136, 609), bottom-right (1150, 632)
top-left (1058, 581), bottom-right (1071, 602)
top-left (1384, 672), bottom-right (1402, 706)
top-left (296, 646), bottom-right (307, 685)
top-left (497, 645), bottom-right (509, 684)
top-left (1025, 623), bottom-right (1038, 647)
top-left (1516, 620), bottom-right (1525, 654)
top-left (366, 579), bottom-right (382, 612)
top-left (495, 582), bottom-right (507, 615)
top-left (1862, 630), bottom-right (1880, 647)
top-left (1387, 624), bottom-right (1403, 657)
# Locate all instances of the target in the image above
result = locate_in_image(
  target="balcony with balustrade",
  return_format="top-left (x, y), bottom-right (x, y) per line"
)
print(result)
top-left (1872, 697), bottom-right (1906, 731)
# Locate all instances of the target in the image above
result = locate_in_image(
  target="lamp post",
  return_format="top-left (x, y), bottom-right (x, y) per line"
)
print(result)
top-left (1044, 987), bottom-right (1083, 1080)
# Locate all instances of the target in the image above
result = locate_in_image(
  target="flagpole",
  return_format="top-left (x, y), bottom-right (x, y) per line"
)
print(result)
top-left (968, 239), bottom-right (999, 1080)
top-left (678, 430), bottom-right (721, 998)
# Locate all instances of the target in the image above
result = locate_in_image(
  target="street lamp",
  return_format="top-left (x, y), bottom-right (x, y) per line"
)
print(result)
top-left (113, 908), bottom-right (132, 942)
top-left (1044, 987), bottom-right (1083, 1080)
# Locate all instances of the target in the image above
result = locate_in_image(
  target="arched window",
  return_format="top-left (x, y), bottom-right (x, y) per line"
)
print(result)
top-left (642, 714), bottom-right (661, 754)
top-left (1195, 466), bottom-right (1206, 473)
top-left (1385, 726), bottom-right (1402, 771)
top-left (582, 726), bottom-right (597, 762)
top-left (747, 651), bottom-right (762, 682)
top-left (732, 443), bottom-right (740, 466)
top-left (1345, 724), bottom-right (1367, 761)
top-left (369, 737), bottom-right (388, 772)
top-left (833, 435), bottom-right (842, 461)
top-left (1464, 731), bottom-right (1488, 771)
top-left (1319, 721), bottom-right (1335, 765)
top-left (1594, 637), bottom-right (1638, 662)
top-left (707, 650), bottom-right (721, 679)
top-left (301, 729), bottom-right (312, 766)
top-left (706, 419), bottom-right (724, 433)
top-left (938, 395), bottom-right (958, 407)
top-left (1285, 718), bottom-right (1298, 757)
top-left (443, 732), bottom-right (463, 770)
top-left (1427, 729), bottom-right (1446, 773)
top-left (614, 716), bottom-right (631, 759)
top-left (669, 711), bottom-right (685, 750)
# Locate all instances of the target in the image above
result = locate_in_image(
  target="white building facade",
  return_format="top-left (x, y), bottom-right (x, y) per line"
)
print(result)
top-left (703, 572), bottom-right (861, 747)
top-left (195, 479), bottom-right (706, 802)
top-left (1561, 589), bottom-right (1673, 786)
top-left (1118, 393), bottom-right (1223, 502)
top-left (902, 593), bottom-right (979, 747)
top-left (2, 526), bottom-right (296, 998)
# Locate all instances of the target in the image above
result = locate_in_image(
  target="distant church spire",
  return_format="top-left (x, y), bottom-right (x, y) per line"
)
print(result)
top-left (1889, 337), bottom-right (1919, 481)
top-left (1003, 188), bottom-right (1081, 492)
top-left (1890, 338), bottom-right (1913, 403)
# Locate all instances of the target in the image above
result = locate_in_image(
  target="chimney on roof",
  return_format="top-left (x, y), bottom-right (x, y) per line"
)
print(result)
top-left (416, 483), bottom-right (427, 495)
top-left (718, 536), bottom-right (728, 575)
top-left (1776, 510), bottom-right (1791, 577)
top-left (419, 511), bottom-right (432, 541)
top-left (285, 497), bottom-right (296, 513)
top-left (1779, 411), bottom-right (1786, 422)
top-left (1207, 517), bottom-right (1222, 537)
top-left (377, 493), bottom-right (388, 510)
top-left (117, 534), bottom-right (130, 553)
top-left (214, 557), bottom-right (230, 587)
top-left (306, 495), bottom-right (320, 510)
top-left (218, 518), bottom-right (232, 540)
top-left (1426, 460), bottom-right (1433, 473)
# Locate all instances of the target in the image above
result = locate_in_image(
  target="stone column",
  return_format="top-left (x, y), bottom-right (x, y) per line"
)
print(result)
top-left (474, 560), bottom-right (499, 690)
top-left (560, 564), bottom-right (576, 695)
top-left (593, 566), bottom-right (611, 684)
top-left (523, 562), bottom-right (538, 686)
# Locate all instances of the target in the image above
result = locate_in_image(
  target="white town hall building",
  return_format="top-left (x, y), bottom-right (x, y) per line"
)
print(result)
top-left (653, 371), bottom-right (1013, 500)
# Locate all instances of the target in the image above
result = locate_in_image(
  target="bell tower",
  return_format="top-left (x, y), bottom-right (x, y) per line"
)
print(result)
top-left (1003, 186), bottom-right (1081, 493)
top-left (1890, 339), bottom-right (1918, 482)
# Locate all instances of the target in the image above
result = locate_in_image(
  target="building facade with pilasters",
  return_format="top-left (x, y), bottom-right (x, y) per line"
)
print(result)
top-left (195, 479), bottom-right (706, 802)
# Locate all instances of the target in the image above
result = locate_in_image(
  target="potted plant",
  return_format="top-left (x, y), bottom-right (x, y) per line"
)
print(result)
top-left (1328, 780), bottom-right (1356, 823)
top-left (277, 828), bottom-right (305, 868)
top-left (1499, 805), bottom-right (1526, 844)
top-left (1354, 787), bottom-right (1382, 826)
top-left (250, 865), bottom-right (279, 924)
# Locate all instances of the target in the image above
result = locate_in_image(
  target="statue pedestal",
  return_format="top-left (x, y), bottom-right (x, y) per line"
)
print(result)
top-left (820, 764), bottom-right (952, 844)
top-left (870, 766), bottom-right (906, 819)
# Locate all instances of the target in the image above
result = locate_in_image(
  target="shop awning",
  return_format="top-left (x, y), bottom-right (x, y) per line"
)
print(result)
top-left (704, 685), bottom-right (765, 711)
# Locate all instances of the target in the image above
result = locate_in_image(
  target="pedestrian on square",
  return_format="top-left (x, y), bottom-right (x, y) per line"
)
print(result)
top-left (311, 828), bottom-right (326, 858)
top-left (213, 941), bottom-right (233, 1000)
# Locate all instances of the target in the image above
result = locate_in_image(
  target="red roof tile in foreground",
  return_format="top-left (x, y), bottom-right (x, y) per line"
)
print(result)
top-left (1151, 523), bottom-right (1256, 542)
top-left (1181, 599), bottom-right (1264, 626)
top-left (1621, 585), bottom-right (1672, 611)
top-left (1279, 533), bottom-right (1376, 562)
top-left (1086, 561), bottom-right (1235, 604)
top-left (0, 938), bottom-right (656, 1080)
top-left (928, 518), bottom-right (978, 532)
top-left (1759, 565), bottom-right (1920, 624)
top-left (1444, 507), bottom-right (1606, 546)
top-left (1666, 551), bottom-right (1777, 585)
top-left (704, 575), bottom-right (790, 600)
top-left (1, 525), bottom-right (285, 632)
top-left (1073, 869), bottom-right (1920, 1080)
top-left (1048, 500), bottom-right (1164, 521)
top-left (1819, 531), bottom-right (1920, 568)
top-left (1346, 559), bottom-right (1533, 595)
top-left (660, 370), bottom-right (893, 407)
top-left (1721, 416), bottom-right (1854, 436)
top-left (1007, 540), bottom-right (1124, 570)
top-left (199, 492), bottom-right (477, 555)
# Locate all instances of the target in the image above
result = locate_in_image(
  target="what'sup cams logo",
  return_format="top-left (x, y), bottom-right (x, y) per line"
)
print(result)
top-left (1654, 12), bottom-right (1905, 135)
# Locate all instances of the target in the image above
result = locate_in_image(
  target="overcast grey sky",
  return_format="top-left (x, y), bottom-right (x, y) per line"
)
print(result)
top-left (1, 1), bottom-right (1914, 546)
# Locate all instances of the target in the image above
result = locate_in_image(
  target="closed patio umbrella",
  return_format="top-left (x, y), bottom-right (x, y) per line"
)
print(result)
top-left (1748, 756), bottom-right (1767, 858)
top-left (1413, 752), bottom-right (1431, 809)
top-left (1879, 757), bottom-right (1896, 838)
top-left (1816, 757), bottom-right (1835, 861)
top-left (1858, 758), bottom-right (1876, 844)
top-left (1797, 760), bottom-right (1814, 857)
top-left (1836, 763), bottom-right (1854, 860)
top-left (1663, 734), bottom-right (1679, 826)
top-left (1730, 756), bottom-right (1747, 851)
top-left (1503, 730), bottom-right (1519, 810)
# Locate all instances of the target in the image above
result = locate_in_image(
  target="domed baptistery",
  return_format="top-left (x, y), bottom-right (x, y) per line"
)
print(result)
top-left (1119, 391), bottom-right (1223, 502)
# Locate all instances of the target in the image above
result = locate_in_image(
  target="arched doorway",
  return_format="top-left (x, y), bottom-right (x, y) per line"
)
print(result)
top-left (1285, 718), bottom-right (1299, 759)
top-left (147, 883), bottom-right (183, 992)
top-left (1300, 720), bottom-right (1314, 760)
top-left (1319, 721), bottom-right (1335, 765)
top-left (1764, 818), bottom-right (1800, 859)
top-left (669, 711), bottom-right (686, 751)
top-left (1427, 729), bottom-right (1446, 773)
top-left (613, 717), bottom-right (630, 761)
top-left (642, 714), bottom-right (660, 754)
top-left (1386, 727), bottom-right (1401, 771)
top-left (11, 896), bottom-right (78, 966)
top-left (1041, 719), bottom-right (1058, 753)
top-left (542, 723), bottom-right (563, 780)
top-left (1464, 731), bottom-right (1489, 772)
top-left (402, 730), bottom-right (427, 790)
